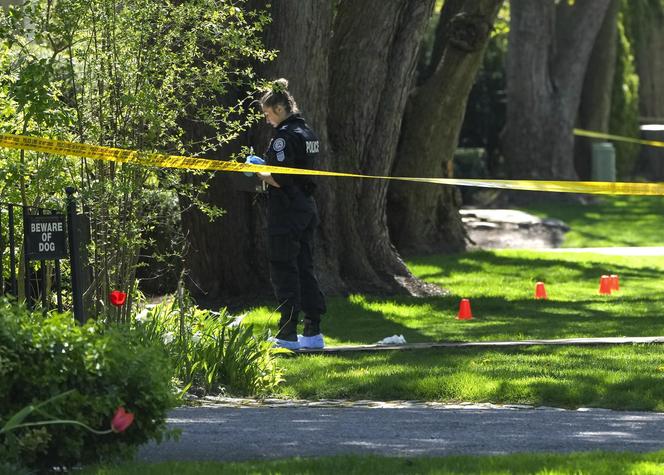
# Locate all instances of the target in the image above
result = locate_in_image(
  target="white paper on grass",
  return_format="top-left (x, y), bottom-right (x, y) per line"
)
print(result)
top-left (376, 334), bottom-right (407, 345)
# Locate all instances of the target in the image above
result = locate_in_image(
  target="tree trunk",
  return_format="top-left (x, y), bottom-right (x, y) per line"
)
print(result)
top-left (388, 0), bottom-right (503, 255)
top-left (325, 0), bottom-right (442, 295)
top-left (179, 172), bottom-right (270, 304)
top-left (574, 0), bottom-right (619, 180)
top-left (503, 0), bottom-right (612, 182)
top-left (631, 2), bottom-right (664, 180)
top-left (182, 0), bottom-right (447, 301)
top-left (253, 0), bottom-right (341, 293)
top-left (180, 1), bottom-right (331, 304)
top-left (633, 4), bottom-right (664, 121)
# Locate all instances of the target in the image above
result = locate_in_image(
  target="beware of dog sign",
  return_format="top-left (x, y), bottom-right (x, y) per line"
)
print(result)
top-left (25, 214), bottom-right (68, 260)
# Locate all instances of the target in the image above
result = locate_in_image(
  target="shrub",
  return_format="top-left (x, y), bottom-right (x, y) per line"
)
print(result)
top-left (135, 294), bottom-right (285, 397)
top-left (0, 299), bottom-right (176, 471)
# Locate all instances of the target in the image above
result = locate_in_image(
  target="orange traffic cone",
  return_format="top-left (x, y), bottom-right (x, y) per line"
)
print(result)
top-left (535, 282), bottom-right (548, 299)
top-left (610, 274), bottom-right (620, 291)
top-left (599, 275), bottom-right (612, 295)
top-left (457, 299), bottom-right (473, 320)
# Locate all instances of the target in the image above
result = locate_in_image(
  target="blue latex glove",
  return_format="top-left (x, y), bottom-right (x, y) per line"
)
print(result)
top-left (244, 155), bottom-right (265, 176)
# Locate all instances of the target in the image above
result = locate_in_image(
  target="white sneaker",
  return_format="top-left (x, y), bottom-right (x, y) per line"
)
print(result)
top-left (268, 337), bottom-right (300, 350)
top-left (298, 334), bottom-right (325, 349)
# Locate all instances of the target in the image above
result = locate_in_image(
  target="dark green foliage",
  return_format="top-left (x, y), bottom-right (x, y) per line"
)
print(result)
top-left (0, 300), bottom-right (176, 470)
top-left (135, 190), bottom-right (183, 296)
top-left (457, 31), bottom-right (508, 176)
top-left (136, 297), bottom-right (285, 397)
top-left (610, 1), bottom-right (641, 179)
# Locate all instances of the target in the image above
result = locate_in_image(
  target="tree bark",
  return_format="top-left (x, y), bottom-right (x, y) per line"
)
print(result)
top-left (633, 4), bottom-right (664, 121)
top-left (503, 0), bottom-right (612, 181)
top-left (325, 0), bottom-right (442, 295)
top-left (179, 170), bottom-right (270, 304)
top-left (180, 1), bottom-right (331, 304)
top-left (574, 0), bottom-right (619, 180)
top-left (631, 2), bottom-right (664, 180)
top-left (252, 0), bottom-right (341, 293)
top-left (388, 0), bottom-right (503, 255)
top-left (182, 0), bottom-right (444, 302)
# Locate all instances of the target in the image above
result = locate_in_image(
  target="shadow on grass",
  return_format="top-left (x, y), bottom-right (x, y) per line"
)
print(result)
top-left (211, 244), bottom-right (664, 345)
top-left (284, 345), bottom-right (664, 410)
top-left (347, 292), bottom-right (664, 342)
top-left (319, 296), bottom-right (431, 345)
top-left (409, 251), bottom-right (664, 282)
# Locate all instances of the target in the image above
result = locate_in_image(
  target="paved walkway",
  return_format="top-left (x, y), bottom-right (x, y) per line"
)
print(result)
top-left (138, 403), bottom-right (664, 462)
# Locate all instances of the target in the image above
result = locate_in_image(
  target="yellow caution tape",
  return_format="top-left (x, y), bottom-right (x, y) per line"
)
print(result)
top-left (2, 133), bottom-right (664, 196)
top-left (574, 128), bottom-right (664, 148)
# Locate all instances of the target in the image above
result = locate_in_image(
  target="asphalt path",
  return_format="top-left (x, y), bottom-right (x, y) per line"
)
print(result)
top-left (138, 404), bottom-right (664, 462)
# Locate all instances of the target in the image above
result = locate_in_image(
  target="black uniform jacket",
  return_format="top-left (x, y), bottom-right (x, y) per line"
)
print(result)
top-left (264, 114), bottom-right (321, 234)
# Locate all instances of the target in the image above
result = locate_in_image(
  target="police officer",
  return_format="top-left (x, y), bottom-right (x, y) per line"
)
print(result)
top-left (252, 78), bottom-right (326, 350)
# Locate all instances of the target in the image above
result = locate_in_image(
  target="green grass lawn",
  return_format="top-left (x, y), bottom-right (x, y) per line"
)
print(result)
top-left (246, 251), bottom-right (664, 345)
top-left (83, 451), bottom-right (664, 474)
top-left (522, 195), bottom-right (664, 248)
top-left (275, 345), bottom-right (664, 410)
top-left (242, 249), bottom-right (664, 408)
top-left (239, 196), bottom-right (664, 408)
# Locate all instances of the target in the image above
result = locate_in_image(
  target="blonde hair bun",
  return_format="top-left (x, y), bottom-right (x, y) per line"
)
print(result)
top-left (260, 78), bottom-right (299, 114)
top-left (273, 78), bottom-right (289, 92)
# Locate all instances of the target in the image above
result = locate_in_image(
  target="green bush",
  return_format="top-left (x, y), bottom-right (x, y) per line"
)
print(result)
top-left (0, 299), bottom-right (176, 471)
top-left (136, 295), bottom-right (285, 397)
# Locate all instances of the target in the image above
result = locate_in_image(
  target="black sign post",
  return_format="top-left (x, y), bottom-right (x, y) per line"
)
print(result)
top-left (66, 187), bottom-right (86, 324)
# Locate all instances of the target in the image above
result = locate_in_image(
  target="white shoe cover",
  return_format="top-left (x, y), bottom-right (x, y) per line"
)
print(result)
top-left (297, 334), bottom-right (325, 349)
top-left (268, 336), bottom-right (300, 350)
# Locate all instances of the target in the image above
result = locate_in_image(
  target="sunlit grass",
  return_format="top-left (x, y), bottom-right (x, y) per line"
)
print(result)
top-left (242, 251), bottom-right (664, 407)
top-left (522, 195), bottom-right (664, 248)
top-left (274, 345), bottom-right (664, 409)
top-left (84, 451), bottom-right (664, 474)
top-left (240, 196), bottom-right (664, 408)
top-left (245, 251), bottom-right (664, 345)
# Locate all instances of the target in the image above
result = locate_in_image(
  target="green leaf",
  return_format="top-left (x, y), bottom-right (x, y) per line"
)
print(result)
top-left (1, 405), bottom-right (35, 433)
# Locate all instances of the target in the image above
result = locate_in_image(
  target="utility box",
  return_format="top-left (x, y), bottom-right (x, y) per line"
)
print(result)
top-left (591, 141), bottom-right (616, 182)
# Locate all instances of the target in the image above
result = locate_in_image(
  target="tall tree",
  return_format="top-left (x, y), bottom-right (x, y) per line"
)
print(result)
top-left (181, 0), bottom-right (445, 301)
top-left (609, 1), bottom-right (640, 179)
top-left (388, 0), bottom-right (503, 255)
top-left (632, 0), bottom-right (664, 122)
top-left (502, 0), bottom-right (613, 181)
top-left (324, 0), bottom-right (439, 294)
top-left (630, 0), bottom-right (664, 179)
top-left (179, 1), bottom-right (331, 302)
top-left (574, 0), bottom-right (619, 180)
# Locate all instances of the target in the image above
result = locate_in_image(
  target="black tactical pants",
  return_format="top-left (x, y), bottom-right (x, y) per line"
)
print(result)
top-left (268, 212), bottom-right (326, 325)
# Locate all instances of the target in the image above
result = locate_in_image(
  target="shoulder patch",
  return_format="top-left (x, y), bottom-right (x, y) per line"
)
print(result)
top-left (276, 151), bottom-right (286, 162)
top-left (272, 138), bottom-right (286, 152)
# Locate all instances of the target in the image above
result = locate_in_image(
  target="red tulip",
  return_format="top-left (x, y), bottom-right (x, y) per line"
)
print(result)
top-left (109, 290), bottom-right (127, 307)
top-left (111, 406), bottom-right (134, 433)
